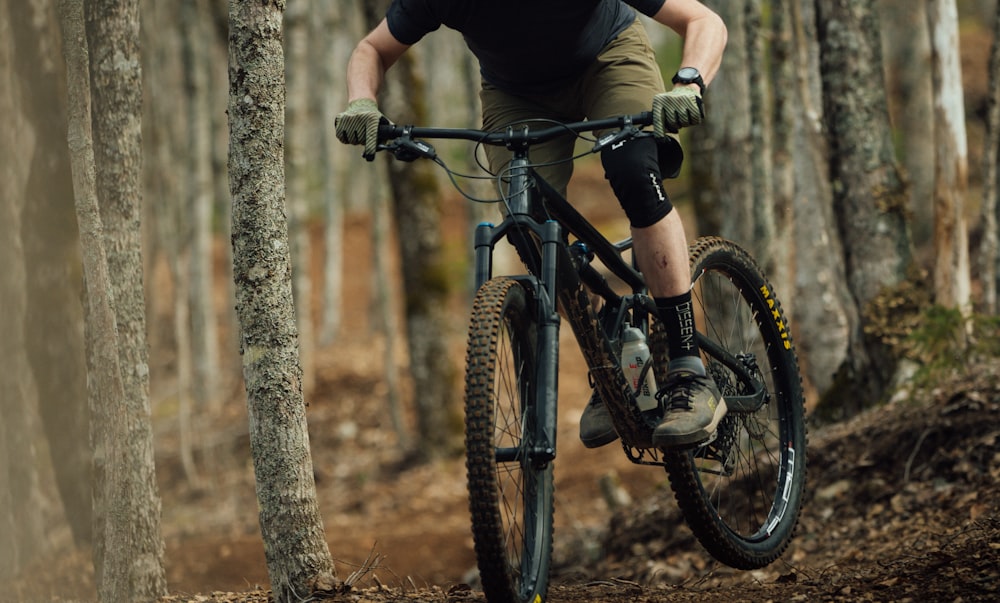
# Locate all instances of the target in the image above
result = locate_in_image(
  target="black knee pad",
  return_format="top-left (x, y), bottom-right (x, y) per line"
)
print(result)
top-left (600, 135), bottom-right (674, 228)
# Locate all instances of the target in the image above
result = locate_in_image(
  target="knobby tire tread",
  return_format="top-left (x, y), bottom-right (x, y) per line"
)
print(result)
top-left (664, 236), bottom-right (808, 570)
top-left (464, 277), bottom-right (553, 603)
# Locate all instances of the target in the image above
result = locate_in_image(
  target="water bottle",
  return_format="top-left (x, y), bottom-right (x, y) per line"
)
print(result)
top-left (620, 325), bottom-right (658, 411)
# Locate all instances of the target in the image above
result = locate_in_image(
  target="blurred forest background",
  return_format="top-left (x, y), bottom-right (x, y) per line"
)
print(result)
top-left (1, 0), bottom-right (999, 601)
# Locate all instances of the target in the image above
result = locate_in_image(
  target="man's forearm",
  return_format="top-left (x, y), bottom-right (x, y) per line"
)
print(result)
top-left (346, 39), bottom-right (386, 102)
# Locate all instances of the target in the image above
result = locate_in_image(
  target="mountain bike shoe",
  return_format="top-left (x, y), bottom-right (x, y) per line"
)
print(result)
top-left (653, 369), bottom-right (727, 449)
top-left (580, 392), bottom-right (619, 448)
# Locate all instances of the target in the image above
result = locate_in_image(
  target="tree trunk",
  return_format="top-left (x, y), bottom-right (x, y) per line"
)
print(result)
top-left (746, 0), bottom-right (778, 275)
top-left (978, 2), bottom-right (1000, 314)
top-left (927, 0), bottom-right (971, 312)
top-left (8, 0), bottom-right (92, 549)
top-left (228, 1), bottom-right (340, 599)
top-left (284, 0), bottom-right (316, 396)
top-left (58, 2), bottom-right (153, 600)
top-left (77, 0), bottom-right (168, 598)
top-left (879, 0), bottom-right (935, 247)
top-left (84, 0), bottom-right (168, 598)
top-left (815, 0), bottom-right (913, 413)
top-left (371, 160), bottom-right (409, 444)
top-left (0, 8), bottom-right (46, 575)
top-left (182, 0), bottom-right (221, 411)
top-left (781, 0), bottom-right (856, 396)
top-left (689, 0), bottom-right (755, 247)
top-left (316, 0), bottom-right (346, 345)
top-left (362, 0), bottom-right (459, 460)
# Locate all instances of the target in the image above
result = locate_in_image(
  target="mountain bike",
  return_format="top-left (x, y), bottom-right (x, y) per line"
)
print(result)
top-left (375, 112), bottom-right (807, 603)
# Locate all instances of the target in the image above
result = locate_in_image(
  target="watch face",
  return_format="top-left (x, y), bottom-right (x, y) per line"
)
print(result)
top-left (676, 67), bottom-right (700, 81)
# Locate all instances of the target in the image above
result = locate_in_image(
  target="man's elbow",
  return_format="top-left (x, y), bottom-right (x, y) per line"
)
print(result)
top-left (708, 10), bottom-right (727, 48)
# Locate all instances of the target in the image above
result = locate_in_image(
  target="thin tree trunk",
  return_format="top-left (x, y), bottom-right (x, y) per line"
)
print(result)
top-left (8, 0), bottom-right (92, 549)
top-left (927, 0), bottom-right (971, 312)
top-left (371, 160), bottom-right (408, 444)
top-left (182, 0), bottom-right (221, 411)
top-left (0, 9), bottom-right (46, 574)
top-left (978, 2), bottom-right (1000, 314)
top-left (746, 0), bottom-right (777, 275)
top-left (81, 0), bottom-right (168, 598)
top-left (57, 1), bottom-right (142, 599)
top-left (170, 0), bottom-right (202, 487)
top-left (316, 1), bottom-right (346, 346)
top-left (142, 0), bottom-right (204, 486)
top-left (782, 0), bottom-right (855, 396)
top-left (767, 0), bottom-right (796, 318)
top-left (690, 0), bottom-right (754, 246)
top-left (284, 0), bottom-right (316, 397)
top-left (209, 0), bottom-right (241, 399)
top-left (228, 1), bottom-right (340, 599)
top-left (879, 0), bottom-right (934, 247)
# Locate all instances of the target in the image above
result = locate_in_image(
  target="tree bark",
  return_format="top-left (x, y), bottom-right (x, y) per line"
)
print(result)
top-left (746, 0), bottom-right (778, 276)
top-left (766, 0), bottom-right (798, 318)
top-left (228, 1), bottom-right (340, 599)
top-left (57, 1), bottom-right (155, 599)
top-left (182, 0), bottom-right (221, 411)
top-left (879, 0), bottom-right (934, 247)
top-left (316, 1), bottom-right (346, 345)
top-left (689, 0), bottom-right (755, 246)
top-left (781, 0), bottom-right (856, 396)
top-left (978, 3), bottom-right (1000, 313)
top-left (8, 0), bottom-right (92, 549)
top-left (84, 0), bottom-right (168, 598)
top-left (927, 0), bottom-right (971, 311)
top-left (0, 5), bottom-right (46, 575)
top-left (284, 0), bottom-right (316, 396)
top-left (815, 0), bottom-right (913, 413)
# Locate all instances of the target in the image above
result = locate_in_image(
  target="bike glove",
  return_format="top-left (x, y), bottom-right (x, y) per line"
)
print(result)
top-left (335, 98), bottom-right (385, 160)
top-left (652, 87), bottom-right (705, 136)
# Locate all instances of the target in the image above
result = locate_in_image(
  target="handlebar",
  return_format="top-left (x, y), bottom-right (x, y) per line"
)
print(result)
top-left (376, 111), bottom-right (655, 162)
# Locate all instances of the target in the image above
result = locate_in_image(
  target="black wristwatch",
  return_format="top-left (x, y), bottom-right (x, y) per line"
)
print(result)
top-left (672, 67), bottom-right (705, 95)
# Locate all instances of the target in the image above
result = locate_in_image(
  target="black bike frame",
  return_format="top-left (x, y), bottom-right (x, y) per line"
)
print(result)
top-left (379, 114), bottom-right (768, 455)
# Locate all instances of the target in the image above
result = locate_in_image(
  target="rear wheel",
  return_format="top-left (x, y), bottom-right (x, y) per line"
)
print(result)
top-left (664, 237), bottom-right (807, 569)
top-left (464, 277), bottom-right (553, 603)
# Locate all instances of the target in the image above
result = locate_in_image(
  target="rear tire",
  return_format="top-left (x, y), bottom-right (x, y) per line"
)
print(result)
top-left (464, 277), bottom-right (553, 603)
top-left (664, 237), bottom-right (807, 569)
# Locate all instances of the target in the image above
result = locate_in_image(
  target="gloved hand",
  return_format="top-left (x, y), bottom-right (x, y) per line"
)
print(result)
top-left (335, 98), bottom-right (386, 160)
top-left (652, 87), bottom-right (705, 136)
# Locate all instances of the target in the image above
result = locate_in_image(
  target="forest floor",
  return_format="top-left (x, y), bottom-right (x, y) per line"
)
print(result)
top-left (12, 165), bottom-right (1000, 603)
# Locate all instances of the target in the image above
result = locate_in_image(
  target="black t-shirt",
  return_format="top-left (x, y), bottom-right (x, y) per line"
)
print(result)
top-left (386, 0), bottom-right (666, 95)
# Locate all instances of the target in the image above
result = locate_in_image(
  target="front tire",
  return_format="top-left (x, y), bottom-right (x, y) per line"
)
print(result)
top-left (464, 277), bottom-right (553, 603)
top-left (664, 237), bottom-right (807, 570)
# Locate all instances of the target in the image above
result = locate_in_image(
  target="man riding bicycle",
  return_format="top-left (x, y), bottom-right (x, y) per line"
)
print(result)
top-left (336, 0), bottom-right (729, 450)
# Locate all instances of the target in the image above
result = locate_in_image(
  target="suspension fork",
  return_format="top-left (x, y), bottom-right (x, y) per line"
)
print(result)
top-left (471, 210), bottom-right (561, 466)
top-left (533, 220), bottom-right (561, 465)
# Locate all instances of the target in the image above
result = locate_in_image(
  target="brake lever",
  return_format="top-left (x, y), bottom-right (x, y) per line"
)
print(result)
top-left (592, 123), bottom-right (644, 154)
top-left (379, 125), bottom-right (438, 163)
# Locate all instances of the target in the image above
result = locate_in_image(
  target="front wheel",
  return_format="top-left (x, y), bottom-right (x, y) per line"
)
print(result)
top-left (664, 237), bottom-right (807, 570)
top-left (464, 277), bottom-right (553, 603)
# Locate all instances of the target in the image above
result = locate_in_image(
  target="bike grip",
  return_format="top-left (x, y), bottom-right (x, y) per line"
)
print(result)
top-left (378, 121), bottom-right (401, 141)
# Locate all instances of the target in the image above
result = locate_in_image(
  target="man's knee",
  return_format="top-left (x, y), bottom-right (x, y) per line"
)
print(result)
top-left (600, 136), bottom-right (673, 228)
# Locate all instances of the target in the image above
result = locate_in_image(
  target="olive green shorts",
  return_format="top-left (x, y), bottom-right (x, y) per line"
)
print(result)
top-left (479, 18), bottom-right (666, 196)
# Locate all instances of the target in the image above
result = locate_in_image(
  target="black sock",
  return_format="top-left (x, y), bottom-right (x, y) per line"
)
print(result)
top-left (655, 292), bottom-right (703, 373)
